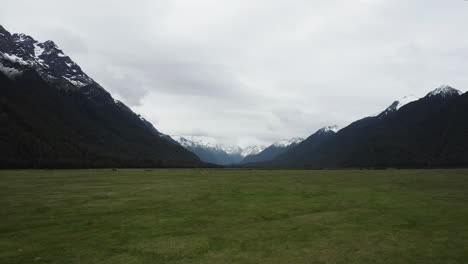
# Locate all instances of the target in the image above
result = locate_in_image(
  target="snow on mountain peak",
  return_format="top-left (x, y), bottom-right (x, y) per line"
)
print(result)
top-left (426, 85), bottom-right (461, 98)
top-left (172, 135), bottom-right (265, 157)
top-left (0, 63), bottom-right (22, 78)
top-left (172, 135), bottom-right (218, 148)
top-left (33, 42), bottom-right (45, 58)
top-left (2, 53), bottom-right (29, 66)
top-left (382, 95), bottom-right (420, 115)
top-left (241, 145), bottom-right (266, 157)
top-left (395, 95), bottom-right (420, 110)
top-left (318, 125), bottom-right (340, 134)
top-left (273, 137), bottom-right (304, 147)
top-left (13, 33), bottom-right (34, 43)
top-left (1, 28), bottom-right (93, 88)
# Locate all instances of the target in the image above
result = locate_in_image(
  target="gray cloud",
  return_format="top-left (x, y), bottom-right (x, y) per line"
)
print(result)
top-left (1, 0), bottom-right (467, 146)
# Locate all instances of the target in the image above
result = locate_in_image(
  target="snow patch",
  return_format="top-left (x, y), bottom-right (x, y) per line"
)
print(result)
top-left (394, 95), bottom-right (420, 110)
top-left (2, 29), bottom-right (95, 93)
top-left (33, 42), bottom-right (45, 57)
top-left (273, 137), bottom-right (304, 147)
top-left (320, 125), bottom-right (340, 133)
top-left (241, 145), bottom-right (265, 157)
top-left (63, 75), bottom-right (86, 87)
top-left (0, 63), bottom-right (22, 79)
top-left (65, 61), bottom-right (75, 68)
top-left (173, 135), bottom-right (221, 150)
top-left (379, 94), bottom-right (420, 116)
top-left (172, 135), bottom-right (265, 157)
top-left (426, 85), bottom-right (462, 97)
top-left (3, 53), bottom-right (30, 66)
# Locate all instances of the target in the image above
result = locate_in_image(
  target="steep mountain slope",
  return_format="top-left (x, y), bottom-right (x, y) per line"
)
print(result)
top-left (172, 136), bottom-right (265, 165)
top-left (241, 145), bottom-right (265, 158)
top-left (0, 25), bottom-right (202, 168)
top-left (241, 137), bottom-right (304, 163)
top-left (268, 126), bottom-right (339, 167)
top-left (271, 85), bottom-right (468, 168)
top-left (379, 95), bottom-right (420, 116)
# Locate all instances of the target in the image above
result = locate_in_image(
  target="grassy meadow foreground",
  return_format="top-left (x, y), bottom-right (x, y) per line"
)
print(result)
top-left (1, 169), bottom-right (467, 264)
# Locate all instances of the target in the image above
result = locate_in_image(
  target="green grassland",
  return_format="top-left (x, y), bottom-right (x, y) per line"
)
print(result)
top-left (1, 169), bottom-right (467, 263)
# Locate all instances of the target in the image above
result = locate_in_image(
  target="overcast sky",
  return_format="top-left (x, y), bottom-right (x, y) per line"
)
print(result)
top-left (2, 0), bottom-right (468, 147)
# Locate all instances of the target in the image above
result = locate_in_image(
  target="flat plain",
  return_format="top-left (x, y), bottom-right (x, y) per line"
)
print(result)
top-left (1, 169), bottom-right (467, 264)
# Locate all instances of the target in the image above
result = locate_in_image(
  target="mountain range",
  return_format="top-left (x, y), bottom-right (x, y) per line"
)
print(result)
top-left (171, 136), bottom-right (309, 165)
top-left (240, 137), bottom-right (304, 164)
top-left (0, 25), bottom-right (204, 168)
top-left (172, 136), bottom-right (265, 165)
top-left (252, 85), bottom-right (468, 168)
top-left (1, 25), bottom-right (468, 169)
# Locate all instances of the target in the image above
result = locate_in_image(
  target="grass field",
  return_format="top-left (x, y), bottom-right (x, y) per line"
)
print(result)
top-left (1, 169), bottom-right (467, 263)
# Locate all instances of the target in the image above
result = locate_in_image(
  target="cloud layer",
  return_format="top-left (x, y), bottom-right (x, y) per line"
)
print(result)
top-left (2, 0), bottom-right (468, 146)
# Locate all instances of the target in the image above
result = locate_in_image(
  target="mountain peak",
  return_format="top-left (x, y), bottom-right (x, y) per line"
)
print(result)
top-left (12, 33), bottom-right (34, 42)
top-left (241, 145), bottom-right (266, 157)
top-left (426, 85), bottom-right (461, 98)
top-left (273, 137), bottom-right (304, 147)
top-left (172, 135), bottom-right (265, 157)
top-left (0, 27), bottom-right (93, 88)
top-left (171, 135), bottom-right (266, 164)
top-left (318, 125), bottom-right (340, 134)
top-left (42, 40), bottom-right (58, 50)
top-left (393, 95), bottom-right (420, 110)
top-left (381, 95), bottom-right (420, 116)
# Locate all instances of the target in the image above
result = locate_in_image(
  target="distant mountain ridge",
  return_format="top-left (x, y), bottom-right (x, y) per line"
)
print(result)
top-left (2, 26), bottom-right (467, 169)
top-left (379, 95), bottom-right (420, 116)
top-left (261, 85), bottom-right (468, 168)
top-left (241, 137), bottom-right (304, 164)
top-left (172, 136), bottom-right (265, 165)
top-left (0, 25), bottom-right (203, 168)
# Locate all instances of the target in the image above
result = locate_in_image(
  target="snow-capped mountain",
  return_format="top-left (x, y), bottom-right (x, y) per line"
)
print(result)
top-left (426, 85), bottom-right (462, 98)
top-left (263, 85), bottom-right (468, 168)
top-left (256, 125), bottom-right (339, 166)
top-left (0, 30), bottom-right (93, 88)
top-left (241, 137), bottom-right (305, 164)
top-left (273, 137), bottom-right (304, 147)
top-left (379, 85), bottom-right (462, 117)
top-left (241, 145), bottom-right (265, 157)
top-left (0, 25), bottom-right (200, 168)
top-left (172, 136), bottom-right (265, 165)
top-left (317, 125), bottom-right (340, 134)
top-left (379, 95), bottom-right (420, 116)
top-left (0, 25), bottom-right (178, 142)
top-left (173, 136), bottom-right (227, 151)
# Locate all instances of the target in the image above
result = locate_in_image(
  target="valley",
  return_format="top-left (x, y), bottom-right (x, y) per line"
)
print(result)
top-left (1, 25), bottom-right (468, 169)
top-left (1, 2), bottom-right (467, 264)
